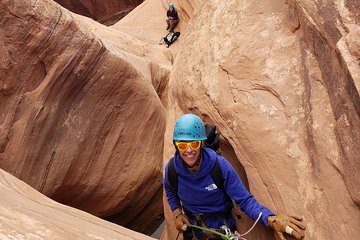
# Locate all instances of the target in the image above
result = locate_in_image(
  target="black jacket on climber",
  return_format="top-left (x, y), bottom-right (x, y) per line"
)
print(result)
top-left (167, 8), bottom-right (179, 20)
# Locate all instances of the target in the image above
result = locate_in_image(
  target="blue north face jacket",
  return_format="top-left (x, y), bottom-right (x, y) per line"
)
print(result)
top-left (163, 147), bottom-right (274, 229)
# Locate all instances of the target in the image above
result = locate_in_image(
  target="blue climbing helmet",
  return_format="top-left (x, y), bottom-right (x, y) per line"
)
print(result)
top-left (169, 3), bottom-right (174, 9)
top-left (173, 114), bottom-right (207, 141)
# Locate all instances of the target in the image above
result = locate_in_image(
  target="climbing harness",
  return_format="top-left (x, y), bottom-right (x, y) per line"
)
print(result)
top-left (175, 212), bottom-right (263, 240)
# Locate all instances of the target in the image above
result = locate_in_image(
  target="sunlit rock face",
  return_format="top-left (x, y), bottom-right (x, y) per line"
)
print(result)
top-left (0, 168), bottom-right (156, 239)
top-left (161, 0), bottom-right (360, 239)
top-left (0, 0), bottom-right (168, 235)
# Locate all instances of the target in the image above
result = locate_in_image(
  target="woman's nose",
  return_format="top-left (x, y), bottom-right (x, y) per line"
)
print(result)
top-left (185, 146), bottom-right (192, 152)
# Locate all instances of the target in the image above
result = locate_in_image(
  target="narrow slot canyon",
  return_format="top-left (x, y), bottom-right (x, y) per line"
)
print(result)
top-left (0, 0), bottom-right (359, 239)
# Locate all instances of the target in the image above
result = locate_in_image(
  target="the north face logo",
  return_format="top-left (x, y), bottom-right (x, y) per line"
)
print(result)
top-left (205, 183), bottom-right (218, 191)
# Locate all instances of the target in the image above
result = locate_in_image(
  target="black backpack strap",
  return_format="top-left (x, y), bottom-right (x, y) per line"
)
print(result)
top-left (210, 157), bottom-right (225, 192)
top-left (169, 156), bottom-right (224, 194)
top-left (167, 157), bottom-right (178, 193)
top-left (168, 156), bottom-right (236, 219)
top-left (211, 157), bottom-right (234, 212)
top-left (183, 158), bottom-right (234, 222)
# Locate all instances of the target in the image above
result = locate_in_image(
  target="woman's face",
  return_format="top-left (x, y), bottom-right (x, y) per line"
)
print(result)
top-left (177, 141), bottom-right (201, 167)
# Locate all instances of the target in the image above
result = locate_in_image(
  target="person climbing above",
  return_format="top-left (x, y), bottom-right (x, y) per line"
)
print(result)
top-left (166, 3), bottom-right (179, 32)
top-left (163, 113), bottom-right (306, 240)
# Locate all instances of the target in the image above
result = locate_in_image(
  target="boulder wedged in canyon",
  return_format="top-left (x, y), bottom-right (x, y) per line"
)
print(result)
top-left (53, 0), bottom-right (144, 25)
top-left (162, 0), bottom-right (360, 239)
top-left (0, 168), bottom-right (155, 239)
top-left (0, 0), bottom-right (170, 234)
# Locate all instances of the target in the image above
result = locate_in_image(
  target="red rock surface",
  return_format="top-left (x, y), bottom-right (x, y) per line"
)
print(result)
top-left (160, 0), bottom-right (360, 239)
top-left (0, 168), bottom-right (155, 239)
top-left (0, 0), bottom-right (169, 235)
top-left (1, 0), bottom-right (359, 239)
top-left (54, 0), bottom-right (144, 25)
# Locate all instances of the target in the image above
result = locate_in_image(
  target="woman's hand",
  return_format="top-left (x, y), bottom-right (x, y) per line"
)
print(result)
top-left (173, 208), bottom-right (190, 232)
top-left (268, 214), bottom-right (306, 240)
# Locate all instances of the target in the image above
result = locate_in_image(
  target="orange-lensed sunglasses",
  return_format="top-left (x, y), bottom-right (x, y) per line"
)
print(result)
top-left (175, 140), bottom-right (202, 151)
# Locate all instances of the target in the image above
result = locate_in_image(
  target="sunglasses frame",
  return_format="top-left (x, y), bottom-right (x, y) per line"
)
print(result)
top-left (175, 140), bottom-right (202, 151)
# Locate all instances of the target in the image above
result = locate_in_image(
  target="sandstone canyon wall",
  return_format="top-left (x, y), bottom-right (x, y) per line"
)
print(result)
top-left (0, 0), bottom-right (170, 235)
top-left (112, 0), bottom-right (197, 45)
top-left (162, 0), bottom-right (360, 239)
top-left (0, 0), bottom-right (359, 239)
top-left (0, 168), bottom-right (155, 239)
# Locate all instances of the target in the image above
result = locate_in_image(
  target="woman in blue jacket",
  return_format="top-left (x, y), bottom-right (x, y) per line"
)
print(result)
top-left (163, 114), bottom-right (306, 240)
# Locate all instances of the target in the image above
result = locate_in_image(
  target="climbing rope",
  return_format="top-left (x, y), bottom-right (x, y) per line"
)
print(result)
top-left (187, 224), bottom-right (232, 239)
top-left (175, 212), bottom-right (263, 240)
top-left (175, 225), bottom-right (230, 240)
top-left (234, 212), bottom-right (263, 240)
